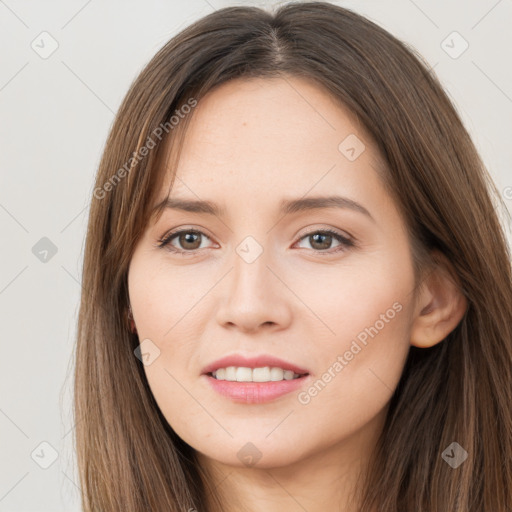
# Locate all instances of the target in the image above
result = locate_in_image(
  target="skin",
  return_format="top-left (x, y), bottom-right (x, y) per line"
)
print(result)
top-left (127, 75), bottom-right (467, 512)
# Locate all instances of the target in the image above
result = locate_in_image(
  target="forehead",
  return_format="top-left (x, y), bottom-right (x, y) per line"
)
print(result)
top-left (156, 76), bottom-right (386, 210)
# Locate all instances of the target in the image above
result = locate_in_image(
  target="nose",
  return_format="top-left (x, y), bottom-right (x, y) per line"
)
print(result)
top-left (215, 248), bottom-right (293, 334)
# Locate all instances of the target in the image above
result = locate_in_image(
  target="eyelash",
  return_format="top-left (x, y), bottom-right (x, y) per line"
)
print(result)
top-left (156, 227), bottom-right (355, 256)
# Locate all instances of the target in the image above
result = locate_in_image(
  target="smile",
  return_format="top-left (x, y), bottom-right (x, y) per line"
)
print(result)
top-left (210, 366), bottom-right (303, 382)
top-left (201, 354), bottom-right (311, 404)
top-left (204, 369), bottom-right (310, 404)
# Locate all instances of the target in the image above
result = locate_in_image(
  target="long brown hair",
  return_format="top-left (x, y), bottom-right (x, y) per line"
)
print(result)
top-left (74, 2), bottom-right (512, 510)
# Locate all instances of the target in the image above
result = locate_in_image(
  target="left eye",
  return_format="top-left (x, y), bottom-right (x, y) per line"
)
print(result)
top-left (294, 229), bottom-right (353, 252)
top-left (157, 228), bottom-right (354, 255)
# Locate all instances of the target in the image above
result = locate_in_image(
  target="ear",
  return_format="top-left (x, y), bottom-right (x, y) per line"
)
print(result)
top-left (410, 250), bottom-right (468, 348)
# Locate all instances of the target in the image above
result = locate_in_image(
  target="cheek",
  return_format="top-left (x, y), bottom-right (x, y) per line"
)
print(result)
top-left (292, 249), bottom-right (413, 352)
top-left (128, 252), bottom-right (204, 341)
top-left (296, 252), bottom-right (414, 386)
top-left (292, 252), bottom-right (414, 423)
top-left (128, 254), bottom-right (217, 438)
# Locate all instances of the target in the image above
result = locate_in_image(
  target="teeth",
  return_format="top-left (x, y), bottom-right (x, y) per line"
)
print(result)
top-left (211, 366), bottom-right (302, 382)
top-left (215, 368), bottom-right (226, 380)
top-left (236, 367), bottom-right (252, 382)
top-left (253, 367), bottom-right (270, 382)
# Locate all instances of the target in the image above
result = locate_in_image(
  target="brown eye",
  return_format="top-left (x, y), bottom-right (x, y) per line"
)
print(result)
top-left (296, 229), bottom-right (354, 253)
top-left (309, 232), bottom-right (333, 250)
top-left (157, 227), bottom-right (354, 256)
top-left (176, 231), bottom-right (202, 250)
top-left (158, 229), bottom-right (212, 254)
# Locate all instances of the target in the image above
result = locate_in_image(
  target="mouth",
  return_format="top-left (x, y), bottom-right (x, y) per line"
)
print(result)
top-left (207, 366), bottom-right (308, 382)
top-left (201, 353), bottom-right (310, 377)
top-left (201, 355), bottom-right (311, 404)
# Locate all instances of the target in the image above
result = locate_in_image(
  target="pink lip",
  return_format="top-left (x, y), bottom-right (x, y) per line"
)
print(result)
top-left (204, 376), bottom-right (310, 404)
top-left (201, 354), bottom-right (311, 404)
top-left (201, 354), bottom-right (310, 376)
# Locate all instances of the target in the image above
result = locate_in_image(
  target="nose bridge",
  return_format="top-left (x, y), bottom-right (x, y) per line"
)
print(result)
top-left (230, 235), bottom-right (272, 302)
top-left (215, 234), bottom-right (291, 331)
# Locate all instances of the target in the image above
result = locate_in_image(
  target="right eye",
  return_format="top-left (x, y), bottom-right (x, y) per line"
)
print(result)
top-left (157, 229), bottom-right (214, 255)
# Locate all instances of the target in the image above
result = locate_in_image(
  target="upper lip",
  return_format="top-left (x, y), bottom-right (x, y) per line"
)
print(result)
top-left (201, 354), bottom-right (310, 376)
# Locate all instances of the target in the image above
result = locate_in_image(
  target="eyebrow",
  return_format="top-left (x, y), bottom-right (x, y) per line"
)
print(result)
top-left (152, 195), bottom-right (375, 222)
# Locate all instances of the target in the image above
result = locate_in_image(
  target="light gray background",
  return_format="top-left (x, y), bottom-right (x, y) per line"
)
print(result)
top-left (1, 0), bottom-right (511, 510)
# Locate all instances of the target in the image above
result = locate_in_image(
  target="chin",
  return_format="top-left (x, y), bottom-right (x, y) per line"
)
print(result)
top-left (188, 432), bottom-right (310, 469)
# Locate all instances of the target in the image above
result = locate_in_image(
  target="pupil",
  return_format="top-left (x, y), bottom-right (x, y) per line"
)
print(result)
top-left (182, 232), bottom-right (199, 249)
top-left (312, 233), bottom-right (331, 250)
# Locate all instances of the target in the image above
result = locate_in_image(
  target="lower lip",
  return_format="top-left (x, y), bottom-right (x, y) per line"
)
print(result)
top-left (203, 374), bottom-right (309, 404)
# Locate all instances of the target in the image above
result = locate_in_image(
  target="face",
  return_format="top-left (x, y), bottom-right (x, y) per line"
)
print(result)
top-left (128, 76), bottom-right (418, 469)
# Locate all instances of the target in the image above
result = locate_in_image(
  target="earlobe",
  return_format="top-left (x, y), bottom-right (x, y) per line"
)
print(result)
top-left (410, 251), bottom-right (468, 349)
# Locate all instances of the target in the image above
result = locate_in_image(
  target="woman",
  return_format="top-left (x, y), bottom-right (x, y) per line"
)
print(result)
top-left (74, 2), bottom-right (512, 510)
